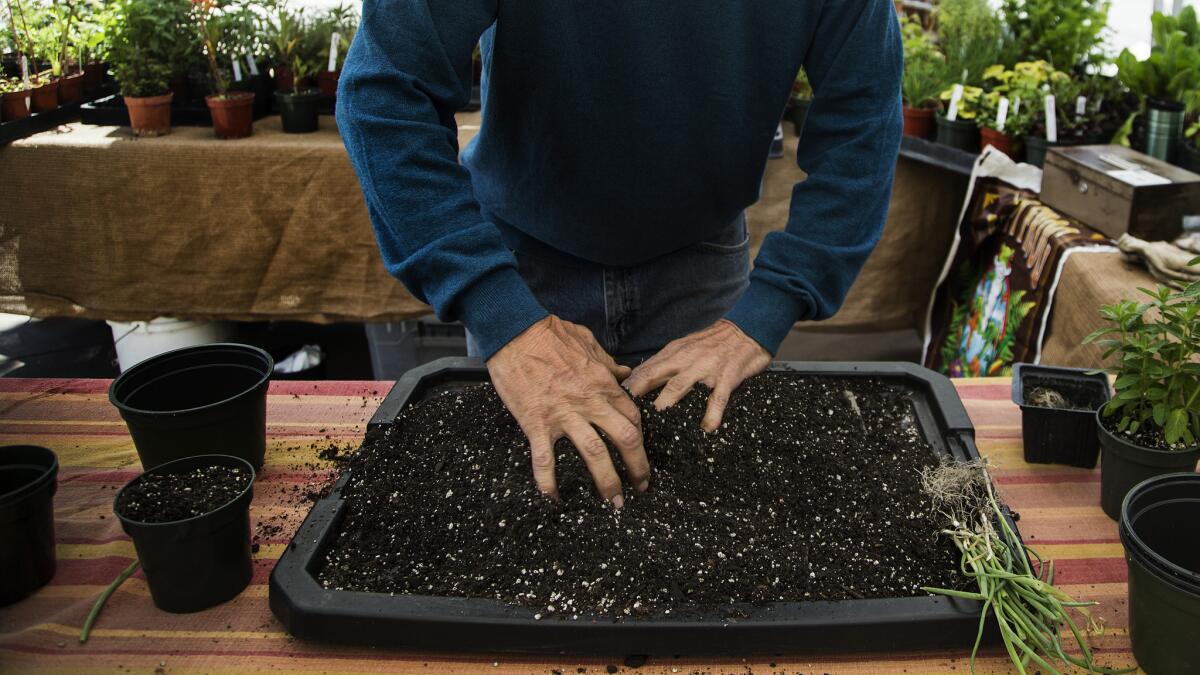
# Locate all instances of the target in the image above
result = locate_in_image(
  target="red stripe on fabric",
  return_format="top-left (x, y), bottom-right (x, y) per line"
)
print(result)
top-left (993, 473), bottom-right (1099, 485)
top-left (0, 378), bottom-right (110, 394)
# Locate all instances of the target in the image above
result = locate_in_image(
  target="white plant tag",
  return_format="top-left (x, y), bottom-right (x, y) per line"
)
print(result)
top-left (245, 52), bottom-right (259, 76)
top-left (1013, 96), bottom-right (1021, 116)
top-left (996, 97), bottom-right (1010, 132)
top-left (327, 32), bottom-right (341, 72)
top-left (1044, 94), bottom-right (1057, 143)
top-left (232, 58), bottom-right (243, 82)
top-left (19, 55), bottom-right (30, 85)
top-left (1075, 96), bottom-right (1087, 118)
top-left (947, 84), bottom-right (964, 122)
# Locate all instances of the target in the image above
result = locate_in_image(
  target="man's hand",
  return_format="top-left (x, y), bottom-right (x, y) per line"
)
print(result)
top-left (625, 319), bottom-right (771, 433)
top-left (487, 316), bottom-right (650, 508)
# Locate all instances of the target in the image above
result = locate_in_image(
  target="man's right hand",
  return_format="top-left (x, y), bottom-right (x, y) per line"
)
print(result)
top-left (486, 315), bottom-right (650, 508)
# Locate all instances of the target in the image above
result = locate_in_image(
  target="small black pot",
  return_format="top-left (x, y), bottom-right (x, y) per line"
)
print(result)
top-left (1098, 411), bottom-right (1200, 520)
top-left (115, 454), bottom-right (255, 613)
top-left (1011, 363), bottom-right (1110, 468)
top-left (274, 89), bottom-right (321, 134)
top-left (109, 343), bottom-right (273, 471)
top-left (934, 114), bottom-right (980, 153)
top-left (0, 446), bottom-right (58, 607)
top-left (1120, 473), bottom-right (1200, 674)
top-left (789, 98), bottom-right (811, 138)
top-left (1178, 139), bottom-right (1200, 175)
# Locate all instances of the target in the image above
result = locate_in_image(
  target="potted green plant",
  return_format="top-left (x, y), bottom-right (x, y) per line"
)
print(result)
top-left (0, 76), bottom-right (32, 121)
top-left (1084, 266), bottom-right (1200, 521)
top-left (900, 15), bottom-right (946, 139)
top-left (196, 0), bottom-right (254, 139)
top-left (1116, 8), bottom-right (1200, 163)
top-left (787, 68), bottom-right (811, 138)
top-left (266, 4), bottom-right (309, 92)
top-left (1183, 121), bottom-right (1200, 173)
top-left (937, 0), bottom-right (1008, 86)
top-left (1000, 0), bottom-right (1110, 72)
top-left (40, 0), bottom-right (85, 105)
top-left (7, 0), bottom-right (57, 112)
top-left (107, 0), bottom-right (174, 136)
top-left (272, 17), bottom-right (320, 133)
top-left (313, 3), bottom-right (355, 99)
top-left (935, 84), bottom-right (982, 151)
top-left (77, 0), bottom-right (111, 92)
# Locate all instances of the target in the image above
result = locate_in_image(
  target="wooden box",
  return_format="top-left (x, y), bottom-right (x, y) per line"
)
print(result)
top-left (1041, 145), bottom-right (1200, 241)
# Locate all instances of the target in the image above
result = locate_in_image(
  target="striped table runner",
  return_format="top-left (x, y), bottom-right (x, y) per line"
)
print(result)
top-left (0, 378), bottom-right (1136, 674)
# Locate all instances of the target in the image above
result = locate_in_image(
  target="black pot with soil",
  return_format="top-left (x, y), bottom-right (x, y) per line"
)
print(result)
top-left (1098, 411), bottom-right (1200, 520)
top-left (274, 89), bottom-right (321, 133)
top-left (108, 343), bottom-right (273, 471)
top-left (1120, 472), bottom-right (1200, 674)
top-left (114, 453), bottom-right (255, 613)
top-left (0, 445), bottom-right (58, 607)
top-left (1011, 363), bottom-right (1110, 468)
top-left (272, 358), bottom-right (1012, 655)
top-left (934, 113), bottom-right (980, 153)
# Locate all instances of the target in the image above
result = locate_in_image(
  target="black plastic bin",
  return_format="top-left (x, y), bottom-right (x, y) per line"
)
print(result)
top-left (115, 454), bottom-right (255, 613)
top-left (109, 343), bottom-right (273, 471)
top-left (0, 446), bottom-right (58, 606)
top-left (270, 358), bottom-right (1012, 656)
top-left (1011, 363), bottom-right (1110, 468)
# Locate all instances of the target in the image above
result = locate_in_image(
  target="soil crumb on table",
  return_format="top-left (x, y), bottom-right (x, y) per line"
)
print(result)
top-left (116, 465), bottom-right (250, 523)
top-left (317, 373), bottom-right (966, 618)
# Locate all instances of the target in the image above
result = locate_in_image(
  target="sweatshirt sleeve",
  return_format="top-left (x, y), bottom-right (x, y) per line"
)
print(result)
top-left (725, 0), bottom-right (903, 355)
top-left (338, 0), bottom-right (548, 359)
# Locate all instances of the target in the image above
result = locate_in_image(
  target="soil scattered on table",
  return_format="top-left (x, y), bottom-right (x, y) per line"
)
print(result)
top-left (116, 465), bottom-right (250, 523)
top-left (317, 373), bottom-right (967, 618)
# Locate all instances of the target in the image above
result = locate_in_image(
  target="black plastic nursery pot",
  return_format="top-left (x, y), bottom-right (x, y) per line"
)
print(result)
top-left (114, 454), bottom-right (255, 613)
top-left (1011, 363), bottom-right (1110, 468)
top-left (270, 358), bottom-right (1012, 656)
top-left (1098, 411), bottom-right (1200, 521)
top-left (1120, 473), bottom-right (1200, 674)
top-left (934, 114), bottom-right (979, 153)
top-left (0, 446), bottom-right (58, 607)
top-left (274, 90), bottom-right (321, 133)
top-left (109, 343), bottom-right (273, 471)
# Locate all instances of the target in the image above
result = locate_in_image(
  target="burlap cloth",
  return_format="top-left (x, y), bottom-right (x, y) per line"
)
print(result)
top-left (0, 114), bottom-right (966, 333)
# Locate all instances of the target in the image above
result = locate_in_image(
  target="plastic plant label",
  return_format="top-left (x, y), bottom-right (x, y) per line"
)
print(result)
top-left (1075, 96), bottom-right (1087, 118)
top-left (19, 55), bottom-right (30, 86)
top-left (1044, 94), bottom-right (1057, 143)
top-left (1013, 96), bottom-right (1021, 116)
top-left (328, 32), bottom-right (341, 72)
top-left (232, 58), bottom-right (243, 82)
top-left (996, 97), bottom-right (1010, 132)
top-left (245, 53), bottom-right (259, 76)
top-left (947, 84), bottom-right (964, 122)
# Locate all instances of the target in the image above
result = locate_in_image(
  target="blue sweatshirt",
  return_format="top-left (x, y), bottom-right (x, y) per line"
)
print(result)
top-left (338, 1), bottom-right (903, 359)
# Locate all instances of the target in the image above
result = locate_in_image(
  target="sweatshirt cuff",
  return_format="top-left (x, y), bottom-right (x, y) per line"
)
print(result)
top-left (454, 267), bottom-right (549, 360)
top-left (724, 280), bottom-right (813, 356)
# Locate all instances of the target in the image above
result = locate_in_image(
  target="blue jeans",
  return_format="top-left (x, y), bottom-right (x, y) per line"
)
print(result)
top-left (467, 215), bottom-right (751, 361)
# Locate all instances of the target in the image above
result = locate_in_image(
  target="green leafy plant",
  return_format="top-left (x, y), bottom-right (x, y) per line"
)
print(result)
top-left (790, 68), bottom-right (811, 102)
top-left (106, 0), bottom-right (174, 97)
top-left (1116, 10), bottom-right (1200, 110)
top-left (0, 75), bottom-right (30, 93)
top-left (937, 0), bottom-right (1009, 86)
top-left (901, 15), bottom-right (947, 109)
top-left (1084, 262), bottom-right (1200, 448)
top-left (938, 84), bottom-right (983, 120)
top-left (312, 2), bottom-right (355, 72)
top-left (1187, 120), bottom-right (1200, 150)
top-left (922, 461), bottom-right (1131, 675)
top-left (1001, 0), bottom-right (1110, 71)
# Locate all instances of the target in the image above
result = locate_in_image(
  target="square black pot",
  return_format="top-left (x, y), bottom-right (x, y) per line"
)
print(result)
top-left (1012, 363), bottom-right (1111, 468)
top-left (270, 359), bottom-right (1010, 655)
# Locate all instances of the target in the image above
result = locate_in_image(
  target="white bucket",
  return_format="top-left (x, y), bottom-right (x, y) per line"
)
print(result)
top-left (107, 318), bottom-right (234, 372)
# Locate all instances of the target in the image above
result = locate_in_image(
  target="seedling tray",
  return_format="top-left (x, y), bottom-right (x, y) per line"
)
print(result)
top-left (1, 83), bottom-right (117, 146)
top-left (271, 358), bottom-right (1007, 655)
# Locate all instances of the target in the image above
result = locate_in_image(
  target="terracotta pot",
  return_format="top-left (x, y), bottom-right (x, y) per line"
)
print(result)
top-left (206, 92), bottom-right (255, 139)
top-left (317, 70), bottom-right (339, 98)
top-left (979, 127), bottom-right (1016, 159)
top-left (30, 80), bottom-right (59, 113)
top-left (2, 89), bottom-right (32, 122)
top-left (58, 72), bottom-right (85, 105)
top-left (902, 106), bottom-right (935, 139)
top-left (82, 62), bottom-right (107, 91)
top-left (124, 92), bottom-right (174, 137)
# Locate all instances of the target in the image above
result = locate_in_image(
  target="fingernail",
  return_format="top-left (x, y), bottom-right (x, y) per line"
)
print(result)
top-left (610, 494), bottom-right (624, 510)
top-left (636, 479), bottom-right (650, 492)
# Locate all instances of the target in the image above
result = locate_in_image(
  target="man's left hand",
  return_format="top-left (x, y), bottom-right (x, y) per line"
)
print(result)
top-left (624, 319), bottom-right (771, 432)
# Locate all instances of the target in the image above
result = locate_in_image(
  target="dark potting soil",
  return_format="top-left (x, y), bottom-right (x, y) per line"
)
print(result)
top-left (317, 373), bottom-right (968, 619)
top-left (116, 465), bottom-right (251, 523)
top-left (1099, 410), bottom-right (1182, 451)
top-left (1022, 378), bottom-right (1105, 412)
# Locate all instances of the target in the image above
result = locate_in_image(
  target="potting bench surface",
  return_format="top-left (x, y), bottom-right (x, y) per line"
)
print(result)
top-left (0, 377), bottom-right (1136, 673)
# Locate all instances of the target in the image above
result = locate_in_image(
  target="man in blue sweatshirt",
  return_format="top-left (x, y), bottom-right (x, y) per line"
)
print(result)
top-left (339, 1), bottom-right (903, 508)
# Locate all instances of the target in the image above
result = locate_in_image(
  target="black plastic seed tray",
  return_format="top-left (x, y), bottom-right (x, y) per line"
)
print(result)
top-left (271, 358), bottom-right (1008, 655)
